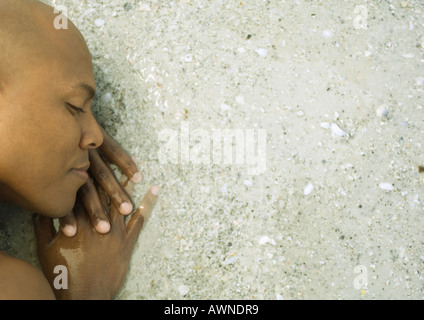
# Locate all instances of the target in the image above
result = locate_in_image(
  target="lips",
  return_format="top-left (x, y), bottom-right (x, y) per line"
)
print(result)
top-left (74, 163), bottom-right (91, 172)
top-left (72, 163), bottom-right (90, 182)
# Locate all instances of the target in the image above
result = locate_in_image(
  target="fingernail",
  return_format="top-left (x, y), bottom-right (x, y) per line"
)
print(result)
top-left (120, 202), bottom-right (133, 215)
top-left (63, 225), bottom-right (76, 237)
top-left (151, 185), bottom-right (160, 196)
top-left (132, 172), bottom-right (142, 183)
top-left (97, 220), bottom-right (110, 233)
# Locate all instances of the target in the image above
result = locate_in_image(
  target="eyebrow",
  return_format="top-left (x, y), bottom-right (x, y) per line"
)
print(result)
top-left (74, 82), bottom-right (96, 101)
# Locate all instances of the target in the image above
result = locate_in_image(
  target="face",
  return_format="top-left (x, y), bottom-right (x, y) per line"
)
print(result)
top-left (0, 20), bottom-right (103, 218)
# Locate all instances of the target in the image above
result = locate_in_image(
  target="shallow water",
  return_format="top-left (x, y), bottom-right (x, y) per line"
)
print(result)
top-left (2, 0), bottom-right (424, 299)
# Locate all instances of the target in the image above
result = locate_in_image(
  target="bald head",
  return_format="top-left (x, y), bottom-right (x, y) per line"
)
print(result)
top-left (0, 0), bottom-right (92, 91)
top-left (0, 0), bottom-right (103, 218)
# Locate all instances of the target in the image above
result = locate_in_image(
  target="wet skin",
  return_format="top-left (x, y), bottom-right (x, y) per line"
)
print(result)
top-left (34, 179), bottom-right (159, 300)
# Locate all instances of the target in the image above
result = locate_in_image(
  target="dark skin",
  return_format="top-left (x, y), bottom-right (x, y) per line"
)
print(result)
top-left (60, 131), bottom-right (143, 237)
top-left (34, 179), bottom-right (158, 300)
top-left (0, 0), bottom-right (159, 299)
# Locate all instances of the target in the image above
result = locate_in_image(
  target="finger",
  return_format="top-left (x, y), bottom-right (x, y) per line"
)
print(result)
top-left (32, 214), bottom-right (56, 248)
top-left (98, 127), bottom-right (142, 183)
top-left (108, 175), bottom-right (137, 225)
top-left (89, 149), bottom-right (133, 215)
top-left (78, 179), bottom-right (111, 234)
top-left (126, 186), bottom-right (159, 245)
top-left (120, 174), bottom-right (135, 195)
top-left (94, 180), bottom-right (110, 213)
top-left (72, 198), bottom-right (92, 229)
top-left (59, 211), bottom-right (77, 237)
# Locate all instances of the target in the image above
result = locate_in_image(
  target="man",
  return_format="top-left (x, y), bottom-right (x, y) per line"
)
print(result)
top-left (0, 0), bottom-right (159, 299)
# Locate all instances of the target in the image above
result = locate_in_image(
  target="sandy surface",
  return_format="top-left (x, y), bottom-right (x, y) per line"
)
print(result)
top-left (1, 0), bottom-right (424, 299)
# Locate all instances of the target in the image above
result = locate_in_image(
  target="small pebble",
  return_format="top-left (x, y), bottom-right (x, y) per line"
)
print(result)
top-left (259, 236), bottom-right (276, 245)
top-left (178, 285), bottom-right (190, 296)
top-left (101, 92), bottom-right (112, 104)
top-left (223, 256), bottom-right (238, 265)
top-left (94, 19), bottom-right (105, 27)
top-left (402, 53), bottom-right (414, 59)
top-left (323, 30), bottom-right (333, 38)
top-left (235, 95), bottom-right (245, 104)
top-left (320, 122), bottom-right (330, 129)
top-left (255, 48), bottom-right (268, 57)
top-left (379, 183), bottom-right (394, 191)
top-left (243, 180), bottom-right (253, 187)
top-left (220, 103), bottom-right (231, 112)
top-left (401, 1), bottom-right (408, 8)
top-left (376, 105), bottom-right (389, 117)
top-left (304, 182), bottom-right (314, 196)
top-left (331, 123), bottom-right (346, 137)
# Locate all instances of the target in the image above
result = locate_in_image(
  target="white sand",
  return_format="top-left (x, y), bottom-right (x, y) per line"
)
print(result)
top-left (1, 0), bottom-right (424, 299)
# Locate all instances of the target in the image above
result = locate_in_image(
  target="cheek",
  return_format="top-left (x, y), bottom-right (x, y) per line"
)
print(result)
top-left (26, 130), bottom-right (83, 216)
top-left (1, 104), bottom-right (84, 216)
top-left (34, 129), bottom-right (85, 216)
top-left (10, 100), bottom-right (82, 161)
top-left (14, 114), bottom-right (81, 183)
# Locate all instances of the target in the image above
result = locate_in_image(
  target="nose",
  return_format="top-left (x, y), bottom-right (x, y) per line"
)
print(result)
top-left (79, 112), bottom-right (104, 150)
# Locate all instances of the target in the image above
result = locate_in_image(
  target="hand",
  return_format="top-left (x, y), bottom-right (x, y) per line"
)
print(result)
top-left (59, 127), bottom-right (143, 237)
top-left (33, 179), bottom-right (159, 300)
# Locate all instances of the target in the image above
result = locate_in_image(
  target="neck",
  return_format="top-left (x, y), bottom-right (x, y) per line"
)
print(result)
top-left (0, 182), bottom-right (11, 204)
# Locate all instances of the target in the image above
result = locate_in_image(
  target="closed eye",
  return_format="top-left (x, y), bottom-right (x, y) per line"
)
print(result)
top-left (67, 103), bottom-right (85, 114)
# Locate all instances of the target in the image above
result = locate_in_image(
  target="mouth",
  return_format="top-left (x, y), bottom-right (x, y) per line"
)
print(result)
top-left (71, 163), bottom-right (90, 182)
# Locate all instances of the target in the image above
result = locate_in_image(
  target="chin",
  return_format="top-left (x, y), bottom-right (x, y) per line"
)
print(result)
top-left (36, 191), bottom-right (77, 219)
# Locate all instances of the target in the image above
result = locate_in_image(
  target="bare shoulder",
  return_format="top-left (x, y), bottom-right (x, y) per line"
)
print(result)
top-left (0, 250), bottom-right (55, 300)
